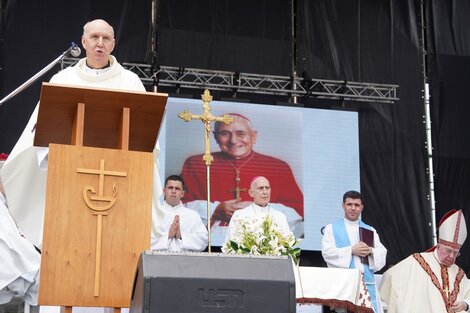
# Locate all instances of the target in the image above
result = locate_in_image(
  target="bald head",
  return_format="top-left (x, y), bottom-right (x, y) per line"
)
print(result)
top-left (249, 176), bottom-right (271, 207)
top-left (83, 19), bottom-right (114, 37)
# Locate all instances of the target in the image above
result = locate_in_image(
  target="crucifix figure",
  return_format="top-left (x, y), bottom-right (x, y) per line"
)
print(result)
top-left (178, 89), bottom-right (233, 252)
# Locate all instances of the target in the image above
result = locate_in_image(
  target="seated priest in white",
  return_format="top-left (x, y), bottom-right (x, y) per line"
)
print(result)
top-left (0, 156), bottom-right (41, 305)
top-left (225, 176), bottom-right (292, 244)
top-left (152, 175), bottom-right (208, 252)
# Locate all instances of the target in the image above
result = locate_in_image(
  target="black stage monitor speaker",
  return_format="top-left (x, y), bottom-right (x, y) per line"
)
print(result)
top-left (130, 251), bottom-right (295, 313)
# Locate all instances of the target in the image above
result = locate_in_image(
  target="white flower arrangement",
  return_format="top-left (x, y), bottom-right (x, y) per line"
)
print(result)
top-left (222, 214), bottom-right (301, 263)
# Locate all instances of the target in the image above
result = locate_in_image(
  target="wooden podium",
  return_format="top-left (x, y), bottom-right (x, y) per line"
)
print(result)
top-left (36, 83), bottom-right (167, 311)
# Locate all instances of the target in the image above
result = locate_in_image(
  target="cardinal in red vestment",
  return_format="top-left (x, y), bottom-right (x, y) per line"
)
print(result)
top-left (181, 114), bottom-right (303, 235)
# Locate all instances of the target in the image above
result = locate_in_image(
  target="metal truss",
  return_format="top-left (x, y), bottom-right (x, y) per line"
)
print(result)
top-left (62, 57), bottom-right (398, 103)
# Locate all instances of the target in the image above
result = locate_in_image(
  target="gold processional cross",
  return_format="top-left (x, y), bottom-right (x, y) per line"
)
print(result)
top-left (178, 89), bottom-right (233, 252)
top-left (77, 159), bottom-right (127, 297)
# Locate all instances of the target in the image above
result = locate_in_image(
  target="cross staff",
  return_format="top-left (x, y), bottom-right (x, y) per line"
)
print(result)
top-left (178, 89), bottom-right (233, 252)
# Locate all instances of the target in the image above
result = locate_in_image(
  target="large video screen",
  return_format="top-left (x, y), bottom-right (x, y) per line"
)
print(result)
top-left (158, 97), bottom-right (360, 250)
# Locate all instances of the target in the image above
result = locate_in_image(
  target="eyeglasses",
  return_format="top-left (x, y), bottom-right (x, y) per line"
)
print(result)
top-left (215, 130), bottom-right (251, 140)
top-left (441, 247), bottom-right (460, 257)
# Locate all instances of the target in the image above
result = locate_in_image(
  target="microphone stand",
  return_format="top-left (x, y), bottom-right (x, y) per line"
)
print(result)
top-left (0, 43), bottom-right (79, 107)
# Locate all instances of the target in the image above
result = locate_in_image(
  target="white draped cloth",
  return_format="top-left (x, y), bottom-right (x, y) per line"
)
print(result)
top-left (321, 218), bottom-right (387, 313)
top-left (295, 265), bottom-right (374, 313)
top-left (225, 202), bottom-right (292, 243)
top-left (380, 251), bottom-right (470, 313)
top-left (152, 201), bottom-right (208, 252)
top-left (0, 193), bottom-right (41, 305)
top-left (0, 56), bottom-right (165, 249)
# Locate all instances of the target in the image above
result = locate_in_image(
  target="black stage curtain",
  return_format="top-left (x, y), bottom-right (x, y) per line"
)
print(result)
top-left (297, 0), bottom-right (430, 267)
top-left (156, 0), bottom-right (292, 75)
top-left (428, 0), bottom-right (470, 273)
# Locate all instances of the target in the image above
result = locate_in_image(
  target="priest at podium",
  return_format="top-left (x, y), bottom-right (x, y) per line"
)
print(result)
top-left (0, 19), bottom-right (164, 250)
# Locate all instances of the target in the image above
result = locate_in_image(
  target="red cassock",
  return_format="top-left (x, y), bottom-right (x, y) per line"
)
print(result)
top-left (181, 150), bottom-right (304, 217)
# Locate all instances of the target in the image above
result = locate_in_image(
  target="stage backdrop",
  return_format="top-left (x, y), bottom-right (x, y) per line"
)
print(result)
top-left (158, 97), bottom-right (360, 250)
top-left (2, 0), bottom-right (470, 272)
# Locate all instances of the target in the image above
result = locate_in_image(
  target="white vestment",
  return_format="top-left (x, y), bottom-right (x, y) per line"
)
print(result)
top-left (0, 56), bottom-right (164, 248)
top-left (380, 251), bottom-right (470, 313)
top-left (321, 218), bottom-right (387, 313)
top-left (186, 200), bottom-right (303, 245)
top-left (152, 201), bottom-right (208, 252)
top-left (225, 202), bottom-right (293, 244)
top-left (0, 193), bottom-right (40, 305)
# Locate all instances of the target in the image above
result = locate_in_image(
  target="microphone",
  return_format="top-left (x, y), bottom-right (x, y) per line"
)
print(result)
top-left (0, 42), bottom-right (83, 107)
top-left (70, 45), bottom-right (81, 57)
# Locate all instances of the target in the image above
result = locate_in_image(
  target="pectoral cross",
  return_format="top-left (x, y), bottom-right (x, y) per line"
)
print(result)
top-left (440, 264), bottom-right (450, 304)
top-left (227, 168), bottom-right (247, 200)
top-left (178, 89), bottom-right (233, 252)
top-left (444, 286), bottom-right (450, 299)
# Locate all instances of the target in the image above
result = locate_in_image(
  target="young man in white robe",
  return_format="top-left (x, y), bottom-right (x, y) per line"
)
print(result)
top-left (321, 190), bottom-right (387, 313)
top-left (380, 209), bottom-right (470, 313)
top-left (152, 175), bottom-right (208, 252)
top-left (0, 19), bottom-right (165, 250)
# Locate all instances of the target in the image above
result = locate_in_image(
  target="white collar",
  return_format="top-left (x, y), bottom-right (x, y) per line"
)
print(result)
top-left (83, 63), bottom-right (111, 75)
top-left (252, 202), bottom-right (270, 214)
top-left (163, 201), bottom-right (184, 210)
top-left (344, 217), bottom-right (359, 226)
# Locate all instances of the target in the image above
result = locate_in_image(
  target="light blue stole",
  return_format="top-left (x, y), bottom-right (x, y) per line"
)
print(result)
top-left (332, 219), bottom-right (378, 313)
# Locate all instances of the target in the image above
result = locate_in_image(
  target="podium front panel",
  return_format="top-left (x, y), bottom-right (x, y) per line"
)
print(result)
top-left (39, 144), bottom-right (153, 307)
